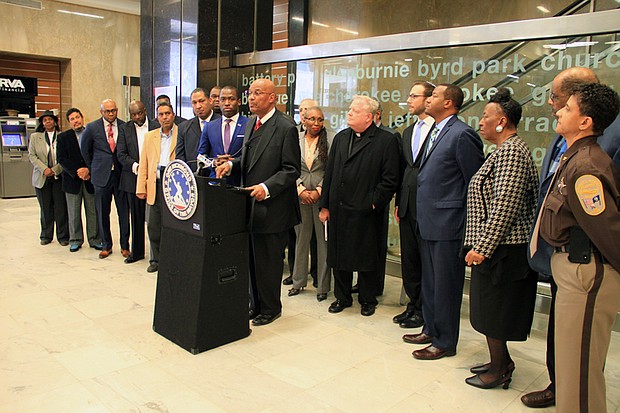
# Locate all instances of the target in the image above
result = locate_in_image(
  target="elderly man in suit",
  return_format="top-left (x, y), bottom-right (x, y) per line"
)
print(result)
top-left (197, 85), bottom-right (248, 185)
top-left (216, 78), bottom-right (301, 326)
top-left (117, 100), bottom-right (160, 265)
top-left (393, 81), bottom-right (435, 329)
top-left (405, 84), bottom-right (484, 360)
top-left (318, 95), bottom-right (401, 317)
top-left (136, 103), bottom-right (178, 273)
top-left (176, 87), bottom-right (220, 166)
top-left (81, 99), bottom-right (130, 259)
top-left (57, 107), bottom-right (100, 252)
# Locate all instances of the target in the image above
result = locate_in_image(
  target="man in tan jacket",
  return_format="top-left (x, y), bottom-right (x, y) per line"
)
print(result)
top-left (136, 102), bottom-right (177, 273)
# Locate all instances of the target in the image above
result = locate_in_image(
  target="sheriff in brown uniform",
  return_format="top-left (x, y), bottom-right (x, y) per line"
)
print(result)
top-left (535, 83), bottom-right (620, 413)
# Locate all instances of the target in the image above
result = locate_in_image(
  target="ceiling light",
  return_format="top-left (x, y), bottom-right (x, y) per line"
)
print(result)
top-left (336, 28), bottom-right (359, 35)
top-left (312, 20), bottom-right (329, 28)
top-left (58, 9), bottom-right (104, 19)
top-left (507, 74), bottom-right (519, 79)
top-left (537, 6), bottom-right (550, 13)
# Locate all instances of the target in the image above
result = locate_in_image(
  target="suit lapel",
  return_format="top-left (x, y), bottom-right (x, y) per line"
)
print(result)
top-left (346, 127), bottom-right (373, 162)
top-left (403, 123), bottom-right (415, 167)
top-left (248, 113), bottom-right (277, 173)
top-left (421, 116), bottom-right (455, 166)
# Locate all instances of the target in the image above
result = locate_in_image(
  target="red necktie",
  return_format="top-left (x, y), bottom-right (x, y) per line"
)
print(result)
top-left (254, 119), bottom-right (262, 131)
top-left (107, 123), bottom-right (115, 152)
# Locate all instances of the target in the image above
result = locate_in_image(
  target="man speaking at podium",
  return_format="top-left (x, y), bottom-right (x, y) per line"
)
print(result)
top-left (216, 78), bottom-right (301, 326)
top-left (136, 103), bottom-right (178, 273)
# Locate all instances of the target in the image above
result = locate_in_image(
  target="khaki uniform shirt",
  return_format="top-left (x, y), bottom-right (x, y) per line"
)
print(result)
top-left (540, 136), bottom-right (620, 271)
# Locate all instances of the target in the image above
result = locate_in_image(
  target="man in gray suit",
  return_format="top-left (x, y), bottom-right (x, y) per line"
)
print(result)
top-left (408, 84), bottom-right (484, 360)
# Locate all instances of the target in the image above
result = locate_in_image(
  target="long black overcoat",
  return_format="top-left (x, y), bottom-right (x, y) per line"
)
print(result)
top-left (320, 123), bottom-right (400, 271)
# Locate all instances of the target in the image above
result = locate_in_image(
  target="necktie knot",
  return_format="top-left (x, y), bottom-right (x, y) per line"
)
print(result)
top-left (254, 119), bottom-right (262, 131)
top-left (107, 122), bottom-right (115, 152)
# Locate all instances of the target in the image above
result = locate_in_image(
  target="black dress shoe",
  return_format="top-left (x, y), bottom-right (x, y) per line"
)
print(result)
top-left (328, 300), bottom-right (352, 313)
top-left (252, 312), bottom-right (281, 326)
top-left (312, 278), bottom-right (318, 288)
top-left (521, 388), bottom-right (555, 408)
top-left (40, 239), bottom-right (52, 245)
top-left (282, 276), bottom-right (293, 285)
top-left (249, 308), bottom-right (259, 320)
top-left (288, 287), bottom-right (303, 296)
top-left (316, 293), bottom-right (327, 302)
top-left (465, 370), bottom-right (512, 390)
top-left (351, 284), bottom-right (359, 294)
top-left (146, 263), bottom-right (159, 273)
top-left (59, 240), bottom-right (70, 246)
top-left (399, 314), bottom-right (424, 329)
top-left (393, 310), bottom-right (414, 324)
top-left (360, 303), bottom-right (376, 316)
top-left (124, 255), bottom-right (144, 264)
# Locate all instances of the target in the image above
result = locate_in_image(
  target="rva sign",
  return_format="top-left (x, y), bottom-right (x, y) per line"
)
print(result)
top-left (0, 75), bottom-right (38, 95)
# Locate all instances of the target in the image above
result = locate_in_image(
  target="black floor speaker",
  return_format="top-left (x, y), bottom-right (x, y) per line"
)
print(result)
top-left (153, 228), bottom-right (251, 354)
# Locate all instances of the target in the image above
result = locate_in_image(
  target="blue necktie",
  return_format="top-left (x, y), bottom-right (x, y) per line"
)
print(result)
top-left (425, 125), bottom-right (440, 158)
top-left (412, 120), bottom-right (425, 160)
top-left (548, 139), bottom-right (567, 177)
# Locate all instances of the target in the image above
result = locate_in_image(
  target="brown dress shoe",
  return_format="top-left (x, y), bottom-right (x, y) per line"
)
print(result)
top-left (412, 345), bottom-right (456, 360)
top-left (99, 249), bottom-right (112, 259)
top-left (121, 249), bottom-right (131, 258)
top-left (402, 332), bottom-right (433, 345)
top-left (521, 388), bottom-right (555, 408)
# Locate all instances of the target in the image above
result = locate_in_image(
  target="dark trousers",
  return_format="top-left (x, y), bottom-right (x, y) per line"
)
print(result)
top-left (35, 178), bottom-right (69, 242)
top-left (287, 227), bottom-right (296, 273)
top-left (146, 181), bottom-right (162, 264)
top-left (546, 276), bottom-right (558, 393)
top-left (399, 211), bottom-right (423, 315)
top-left (419, 238), bottom-right (465, 352)
top-left (375, 205), bottom-right (389, 294)
top-left (128, 192), bottom-right (146, 259)
top-left (250, 231), bottom-right (288, 316)
top-left (334, 269), bottom-right (378, 306)
top-left (94, 170), bottom-right (130, 251)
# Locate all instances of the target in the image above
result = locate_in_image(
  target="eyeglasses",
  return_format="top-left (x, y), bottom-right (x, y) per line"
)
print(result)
top-left (549, 92), bottom-right (566, 103)
top-left (306, 117), bottom-right (324, 123)
top-left (103, 109), bottom-right (118, 114)
top-left (408, 93), bottom-right (428, 99)
top-left (244, 90), bottom-right (271, 98)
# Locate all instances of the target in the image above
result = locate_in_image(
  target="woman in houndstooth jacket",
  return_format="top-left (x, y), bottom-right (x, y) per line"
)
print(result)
top-left (463, 89), bottom-right (539, 390)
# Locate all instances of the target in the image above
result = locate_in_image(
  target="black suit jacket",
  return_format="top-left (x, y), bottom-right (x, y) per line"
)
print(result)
top-left (176, 114), bottom-right (221, 165)
top-left (232, 110), bottom-right (301, 234)
top-left (81, 118), bottom-right (126, 187)
top-left (395, 120), bottom-right (431, 218)
top-left (56, 129), bottom-right (94, 195)
top-left (117, 119), bottom-right (160, 193)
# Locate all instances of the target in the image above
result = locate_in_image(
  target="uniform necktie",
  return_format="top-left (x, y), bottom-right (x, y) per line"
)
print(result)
top-left (223, 118), bottom-right (232, 152)
top-left (425, 125), bottom-right (440, 158)
top-left (412, 120), bottom-right (425, 160)
top-left (254, 119), bottom-right (262, 131)
top-left (107, 122), bottom-right (115, 152)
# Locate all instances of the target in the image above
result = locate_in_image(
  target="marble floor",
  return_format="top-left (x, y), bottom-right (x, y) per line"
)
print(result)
top-left (0, 196), bottom-right (618, 413)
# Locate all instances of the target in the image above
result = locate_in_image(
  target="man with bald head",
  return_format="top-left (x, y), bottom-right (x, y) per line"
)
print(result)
top-left (216, 78), bottom-right (301, 326)
top-left (522, 66), bottom-right (620, 409)
top-left (81, 99), bottom-right (129, 258)
top-left (117, 100), bottom-right (160, 264)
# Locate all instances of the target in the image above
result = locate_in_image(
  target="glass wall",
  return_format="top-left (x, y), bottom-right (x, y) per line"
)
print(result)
top-left (230, 30), bottom-right (620, 258)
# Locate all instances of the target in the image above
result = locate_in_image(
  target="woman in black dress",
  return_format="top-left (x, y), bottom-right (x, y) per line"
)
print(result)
top-left (463, 89), bottom-right (539, 389)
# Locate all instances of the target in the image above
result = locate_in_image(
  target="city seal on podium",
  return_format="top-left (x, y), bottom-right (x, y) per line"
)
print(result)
top-left (162, 160), bottom-right (198, 220)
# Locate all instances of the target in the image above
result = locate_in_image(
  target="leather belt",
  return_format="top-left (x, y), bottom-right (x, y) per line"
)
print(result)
top-left (554, 244), bottom-right (609, 264)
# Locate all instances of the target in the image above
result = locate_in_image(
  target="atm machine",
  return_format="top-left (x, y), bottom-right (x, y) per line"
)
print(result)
top-left (0, 116), bottom-right (37, 198)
